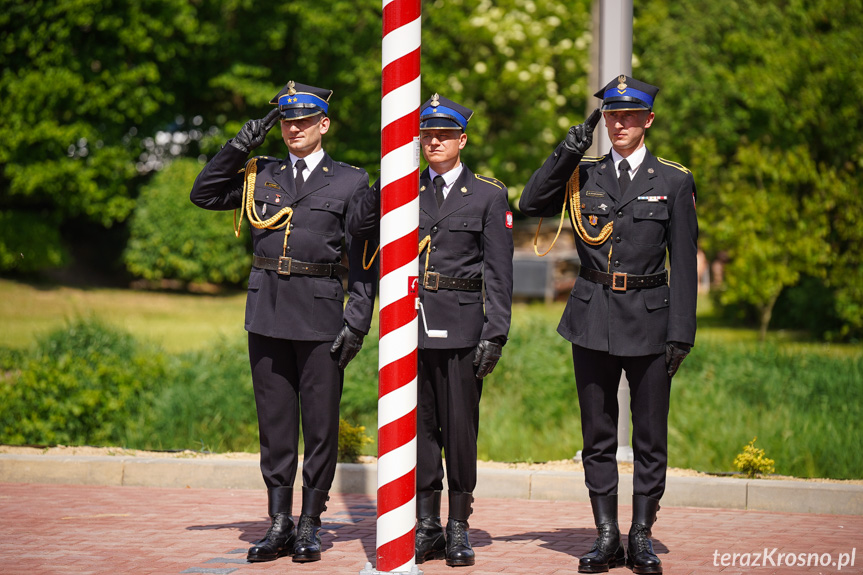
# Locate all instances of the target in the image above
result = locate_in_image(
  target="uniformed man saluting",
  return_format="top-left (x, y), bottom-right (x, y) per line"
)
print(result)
top-left (190, 81), bottom-right (376, 564)
top-left (349, 94), bottom-right (514, 567)
top-left (519, 76), bottom-right (698, 575)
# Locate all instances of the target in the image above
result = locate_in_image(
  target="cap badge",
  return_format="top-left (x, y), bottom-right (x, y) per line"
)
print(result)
top-left (287, 81), bottom-right (297, 96)
top-left (431, 93), bottom-right (440, 107)
top-left (617, 75), bottom-right (628, 94)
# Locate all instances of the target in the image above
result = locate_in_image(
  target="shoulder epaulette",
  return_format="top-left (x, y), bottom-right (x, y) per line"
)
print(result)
top-left (657, 157), bottom-right (691, 174)
top-left (336, 161), bottom-right (364, 171)
top-left (579, 155), bottom-right (606, 163)
top-left (474, 173), bottom-right (505, 190)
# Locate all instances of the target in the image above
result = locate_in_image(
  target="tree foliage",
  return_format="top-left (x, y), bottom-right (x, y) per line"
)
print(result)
top-left (123, 158), bottom-right (251, 285)
top-left (635, 0), bottom-right (863, 338)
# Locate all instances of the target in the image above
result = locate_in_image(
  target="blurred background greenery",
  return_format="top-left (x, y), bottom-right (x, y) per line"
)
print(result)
top-left (1, 0), bottom-right (862, 478)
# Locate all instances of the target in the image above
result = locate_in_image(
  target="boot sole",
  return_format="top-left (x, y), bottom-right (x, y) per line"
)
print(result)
top-left (446, 557), bottom-right (475, 567)
top-left (627, 561), bottom-right (662, 574)
top-left (292, 553), bottom-right (322, 563)
top-left (247, 547), bottom-right (292, 562)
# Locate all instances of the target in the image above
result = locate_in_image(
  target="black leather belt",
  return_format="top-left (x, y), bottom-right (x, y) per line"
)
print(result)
top-left (579, 267), bottom-right (667, 292)
top-left (422, 272), bottom-right (482, 292)
top-left (253, 255), bottom-right (347, 278)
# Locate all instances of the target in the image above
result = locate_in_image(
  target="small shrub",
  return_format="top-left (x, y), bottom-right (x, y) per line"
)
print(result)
top-left (733, 437), bottom-right (776, 478)
top-left (338, 418), bottom-right (373, 462)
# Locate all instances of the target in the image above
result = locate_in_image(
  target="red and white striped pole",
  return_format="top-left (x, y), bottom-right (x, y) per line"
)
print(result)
top-left (373, 0), bottom-right (421, 572)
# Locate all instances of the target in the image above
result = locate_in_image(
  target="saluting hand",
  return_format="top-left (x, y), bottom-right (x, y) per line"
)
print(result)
top-left (563, 107), bottom-right (602, 155)
top-left (665, 341), bottom-right (691, 378)
top-left (331, 324), bottom-right (365, 370)
top-left (229, 108), bottom-right (281, 153)
top-left (473, 340), bottom-right (503, 379)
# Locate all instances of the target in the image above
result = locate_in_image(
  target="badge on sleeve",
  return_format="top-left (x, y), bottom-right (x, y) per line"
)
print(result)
top-left (506, 211), bottom-right (513, 229)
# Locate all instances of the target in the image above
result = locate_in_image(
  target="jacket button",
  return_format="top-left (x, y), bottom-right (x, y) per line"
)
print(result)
top-left (617, 211), bottom-right (623, 217)
top-left (649, 211), bottom-right (654, 217)
top-left (614, 260), bottom-right (620, 267)
top-left (292, 203), bottom-right (298, 208)
top-left (289, 223), bottom-right (294, 229)
top-left (429, 265), bottom-right (435, 271)
top-left (326, 202), bottom-right (330, 208)
top-left (431, 246), bottom-right (437, 252)
top-left (463, 222), bottom-right (468, 227)
top-left (664, 298), bottom-right (669, 304)
top-left (615, 236), bottom-right (621, 243)
top-left (432, 226), bottom-right (438, 233)
top-left (286, 246), bottom-right (292, 253)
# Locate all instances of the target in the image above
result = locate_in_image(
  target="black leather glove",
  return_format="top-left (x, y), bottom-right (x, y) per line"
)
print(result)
top-left (229, 108), bottom-right (281, 153)
top-left (331, 324), bottom-right (364, 370)
top-left (473, 340), bottom-right (503, 379)
top-left (563, 108), bottom-right (602, 154)
top-left (665, 341), bottom-right (691, 378)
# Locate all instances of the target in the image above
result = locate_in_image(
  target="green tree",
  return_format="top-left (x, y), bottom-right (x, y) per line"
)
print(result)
top-left (635, 0), bottom-right (863, 338)
top-left (123, 158), bottom-right (251, 285)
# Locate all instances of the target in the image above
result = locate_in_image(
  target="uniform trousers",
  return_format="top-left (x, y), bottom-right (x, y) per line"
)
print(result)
top-left (416, 347), bottom-right (483, 496)
top-left (572, 345), bottom-right (671, 500)
top-left (248, 332), bottom-right (343, 491)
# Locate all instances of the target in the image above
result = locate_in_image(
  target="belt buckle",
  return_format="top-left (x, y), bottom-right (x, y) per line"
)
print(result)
top-left (612, 272), bottom-right (627, 292)
top-left (278, 256), bottom-right (292, 275)
top-left (423, 271), bottom-right (440, 291)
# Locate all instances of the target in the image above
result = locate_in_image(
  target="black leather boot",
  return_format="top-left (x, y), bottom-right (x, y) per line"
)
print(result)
top-left (247, 486), bottom-right (295, 562)
top-left (579, 495), bottom-right (625, 573)
top-left (415, 490), bottom-right (446, 563)
top-left (626, 495), bottom-right (662, 574)
top-left (445, 491), bottom-right (475, 567)
top-left (292, 487), bottom-right (329, 563)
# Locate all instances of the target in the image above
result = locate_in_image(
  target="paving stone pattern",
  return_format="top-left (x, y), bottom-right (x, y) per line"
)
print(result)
top-left (1, 483), bottom-right (861, 574)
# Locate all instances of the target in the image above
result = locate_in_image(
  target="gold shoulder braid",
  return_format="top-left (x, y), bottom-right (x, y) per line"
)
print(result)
top-left (533, 166), bottom-right (614, 263)
top-left (233, 158), bottom-right (295, 258)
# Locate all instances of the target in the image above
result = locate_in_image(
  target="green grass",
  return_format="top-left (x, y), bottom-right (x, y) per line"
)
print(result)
top-left (1, 279), bottom-right (862, 478)
top-left (0, 279), bottom-right (246, 353)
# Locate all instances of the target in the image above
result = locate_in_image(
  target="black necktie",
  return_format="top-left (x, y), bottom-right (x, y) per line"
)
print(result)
top-left (294, 158), bottom-right (306, 193)
top-left (618, 158), bottom-right (631, 195)
top-left (433, 175), bottom-right (445, 208)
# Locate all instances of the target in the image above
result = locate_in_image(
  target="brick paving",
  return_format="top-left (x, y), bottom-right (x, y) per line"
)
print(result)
top-left (1, 483), bottom-right (860, 575)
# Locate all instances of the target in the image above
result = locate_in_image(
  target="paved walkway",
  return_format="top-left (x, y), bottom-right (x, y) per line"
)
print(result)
top-left (1, 482), bottom-right (860, 575)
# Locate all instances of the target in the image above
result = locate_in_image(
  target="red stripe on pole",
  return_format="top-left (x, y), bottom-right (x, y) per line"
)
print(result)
top-left (378, 353), bottom-right (416, 398)
top-left (378, 411), bottom-right (417, 457)
top-left (382, 50), bottom-right (421, 97)
top-left (379, 170), bottom-right (419, 212)
top-left (380, 236), bottom-right (416, 277)
top-left (382, 0), bottom-right (420, 36)
top-left (381, 112), bottom-right (419, 152)
top-left (378, 468), bottom-right (416, 515)
top-left (376, 513), bottom-right (416, 568)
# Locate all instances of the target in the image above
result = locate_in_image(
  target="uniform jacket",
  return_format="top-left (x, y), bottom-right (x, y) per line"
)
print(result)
top-left (349, 165), bottom-right (514, 350)
top-left (519, 143), bottom-right (698, 356)
top-left (190, 143), bottom-right (376, 341)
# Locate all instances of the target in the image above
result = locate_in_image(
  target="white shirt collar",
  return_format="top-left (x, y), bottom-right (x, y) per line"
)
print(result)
top-left (611, 145), bottom-right (647, 176)
top-left (289, 148), bottom-right (325, 175)
top-left (428, 164), bottom-right (464, 199)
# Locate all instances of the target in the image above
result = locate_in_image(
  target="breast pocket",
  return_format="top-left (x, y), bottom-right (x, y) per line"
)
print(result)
top-left (580, 199), bottom-right (612, 230)
top-left (448, 215), bottom-right (483, 255)
top-left (631, 203), bottom-right (669, 246)
top-left (306, 196), bottom-right (345, 236)
top-left (253, 187), bottom-right (289, 218)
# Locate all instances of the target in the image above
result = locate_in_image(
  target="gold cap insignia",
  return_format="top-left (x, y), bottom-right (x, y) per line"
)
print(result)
top-left (617, 75), bottom-right (627, 94)
top-left (431, 93), bottom-right (440, 108)
top-left (287, 81), bottom-right (297, 96)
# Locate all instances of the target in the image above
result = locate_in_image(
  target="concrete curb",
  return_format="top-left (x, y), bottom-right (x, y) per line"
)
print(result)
top-left (2, 454), bottom-right (861, 515)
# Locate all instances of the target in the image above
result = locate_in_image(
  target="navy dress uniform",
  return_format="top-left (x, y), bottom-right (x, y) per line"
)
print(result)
top-left (190, 81), bottom-right (376, 564)
top-left (519, 76), bottom-right (698, 575)
top-left (349, 94), bottom-right (514, 567)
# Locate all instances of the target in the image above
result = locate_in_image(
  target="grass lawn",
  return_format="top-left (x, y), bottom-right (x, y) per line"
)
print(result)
top-left (0, 278), bottom-right (247, 353)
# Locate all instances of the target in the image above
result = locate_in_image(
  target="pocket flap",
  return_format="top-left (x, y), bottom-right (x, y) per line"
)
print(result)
top-left (632, 203), bottom-right (669, 221)
top-left (314, 278), bottom-right (344, 300)
top-left (644, 285), bottom-right (670, 310)
top-left (449, 215), bottom-right (483, 232)
top-left (308, 196), bottom-right (345, 214)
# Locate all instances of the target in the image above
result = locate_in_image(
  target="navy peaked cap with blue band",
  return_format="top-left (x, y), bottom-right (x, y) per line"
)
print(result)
top-left (594, 75), bottom-right (659, 112)
top-left (270, 81), bottom-right (333, 120)
top-left (420, 93), bottom-right (473, 131)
